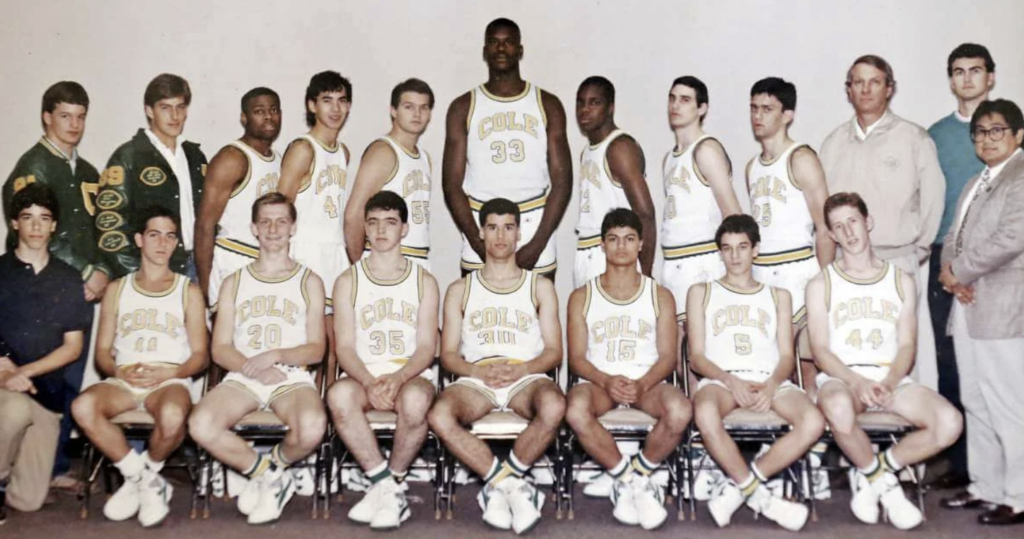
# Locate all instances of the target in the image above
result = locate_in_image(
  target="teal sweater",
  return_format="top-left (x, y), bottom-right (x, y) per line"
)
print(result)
top-left (928, 112), bottom-right (984, 245)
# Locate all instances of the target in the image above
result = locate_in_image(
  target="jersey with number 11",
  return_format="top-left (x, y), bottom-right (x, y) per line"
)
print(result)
top-left (293, 134), bottom-right (348, 245)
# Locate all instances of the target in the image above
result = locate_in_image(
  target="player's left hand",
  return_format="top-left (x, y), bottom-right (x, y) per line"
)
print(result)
top-left (241, 351), bottom-right (278, 378)
top-left (130, 364), bottom-right (178, 389)
top-left (499, 362), bottom-right (529, 385)
top-left (750, 381), bottom-right (777, 413)
top-left (373, 373), bottom-right (403, 407)
top-left (515, 239), bottom-right (545, 270)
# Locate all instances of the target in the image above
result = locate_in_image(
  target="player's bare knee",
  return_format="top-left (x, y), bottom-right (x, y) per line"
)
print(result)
top-left (155, 403), bottom-right (189, 439)
top-left (534, 390), bottom-right (566, 428)
top-left (397, 387), bottom-right (432, 425)
top-left (933, 406), bottom-right (963, 448)
top-left (692, 398), bottom-right (721, 431)
top-left (70, 392), bottom-right (99, 427)
top-left (187, 405), bottom-right (218, 445)
top-left (662, 401), bottom-right (691, 435)
top-left (293, 408), bottom-right (327, 452)
top-left (564, 396), bottom-right (596, 430)
top-left (794, 406), bottom-right (826, 444)
top-left (427, 400), bottom-right (455, 434)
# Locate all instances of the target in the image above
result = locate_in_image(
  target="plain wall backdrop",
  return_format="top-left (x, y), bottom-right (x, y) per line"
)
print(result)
top-left (2, 0), bottom-right (1022, 318)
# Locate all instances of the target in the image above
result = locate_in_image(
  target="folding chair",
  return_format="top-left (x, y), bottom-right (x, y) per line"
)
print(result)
top-left (562, 372), bottom-right (687, 521)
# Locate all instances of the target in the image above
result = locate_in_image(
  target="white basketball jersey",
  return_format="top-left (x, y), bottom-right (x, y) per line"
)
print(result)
top-left (578, 129), bottom-right (632, 242)
top-left (464, 83), bottom-right (549, 204)
top-left (460, 270), bottom-right (544, 365)
top-left (215, 141), bottom-right (281, 258)
top-left (350, 259), bottom-right (424, 370)
top-left (703, 280), bottom-right (780, 375)
top-left (825, 262), bottom-right (905, 369)
top-left (293, 134), bottom-right (347, 245)
top-left (584, 276), bottom-right (660, 379)
top-left (112, 272), bottom-right (191, 367)
top-left (379, 136), bottom-right (431, 259)
top-left (231, 263), bottom-right (312, 360)
top-left (662, 135), bottom-right (723, 254)
top-left (748, 143), bottom-right (815, 258)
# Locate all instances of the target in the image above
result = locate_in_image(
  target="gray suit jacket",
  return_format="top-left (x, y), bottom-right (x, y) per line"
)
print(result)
top-left (942, 150), bottom-right (1024, 339)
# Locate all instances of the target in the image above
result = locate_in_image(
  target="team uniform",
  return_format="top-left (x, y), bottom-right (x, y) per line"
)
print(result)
top-left (452, 269), bottom-right (546, 408)
top-left (574, 129), bottom-right (633, 288)
top-left (102, 272), bottom-right (193, 403)
top-left (748, 143), bottom-right (820, 326)
top-left (462, 83), bottom-right (556, 274)
top-left (661, 135), bottom-right (726, 323)
top-left (210, 141), bottom-right (281, 308)
top-left (816, 261), bottom-right (914, 399)
top-left (348, 259), bottom-right (434, 382)
top-left (583, 275), bottom-right (660, 380)
top-left (360, 136), bottom-right (432, 271)
top-left (290, 135), bottom-right (349, 312)
top-left (695, 280), bottom-right (799, 395)
top-left (220, 263), bottom-right (316, 408)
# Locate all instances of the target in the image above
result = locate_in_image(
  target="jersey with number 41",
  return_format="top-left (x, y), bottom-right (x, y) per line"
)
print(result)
top-left (293, 134), bottom-right (347, 245)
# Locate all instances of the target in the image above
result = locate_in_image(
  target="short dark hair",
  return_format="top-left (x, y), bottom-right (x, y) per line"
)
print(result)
top-left (671, 76), bottom-right (709, 121)
top-left (365, 190), bottom-right (408, 223)
top-left (144, 74), bottom-right (192, 108)
top-left (251, 192), bottom-right (297, 224)
top-left (947, 43), bottom-right (996, 77)
top-left (485, 17), bottom-right (520, 38)
top-left (240, 87), bottom-right (280, 114)
top-left (971, 99), bottom-right (1024, 147)
top-left (751, 77), bottom-right (797, 112)
top-left (305, 71), bottom-right (353, 128)
top-left (390, 78), bottom-right (434, 110)
top-left (601, 208), bottom-right (641, 238)
top-left (715, 214), bottom-right (760, 248)
top-left (42, 81), bottom-right (89, 115)
top-left (134, 205), bottom-right (180, 236)
top-left (823, 192), bottom-right (870, 228)
top-left (10, 183), bottom-right (60, 224)
top-left (478, 198), bottom-right (520, 227)
top-left (579, 76), bottom-right (615, 104)
top-left (846, 55), bottom-right (895, 89)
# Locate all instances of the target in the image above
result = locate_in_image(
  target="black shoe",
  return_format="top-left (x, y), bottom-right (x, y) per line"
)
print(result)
top-left (942, 491), bottom-right (997, 511)
top-left (928, 471), bottom-right (970, 490)
top-left (979, 505), bottom-right (1024, 525)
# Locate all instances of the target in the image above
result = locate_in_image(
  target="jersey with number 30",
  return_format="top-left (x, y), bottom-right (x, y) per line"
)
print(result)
top-left (703, 280), bottom-right (780, 375)
top-left (825, 262), bottom-right (904, 369)
top-left (461, 270), bottom-right (544, 364)
top-left (293, 134), bottom-right (347, 245)
top-left (112, 272), bottom-right (191, 367)
top-left (231, 263), bottom-right (312, 360)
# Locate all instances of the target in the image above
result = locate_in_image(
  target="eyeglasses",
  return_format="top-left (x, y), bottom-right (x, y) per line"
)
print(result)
top-left (972, 125), bottom-right (1012, 142)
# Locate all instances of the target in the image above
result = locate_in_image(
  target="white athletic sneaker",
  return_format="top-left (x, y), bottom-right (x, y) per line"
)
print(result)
top-left (477, 482), bottom-right (512, 530)
top-left (875, 473), bottom-right (923, 530)
top-left (103, 477), bottom-right (141, 521)
top-left (348, 479), bottom-right (382, 524)
top-left (707, 481), bottom-right (745, 528)
top-left (138, 469), bottom-right (173, 527)
top-left (370, 478), bottom-right (411, 530)
top-left (237, 475), bottom-right (261, 516)
top-left (747, 485), bottom-right (809, 532)
top-left (610, 478), bottom-right (638, 526)
top-left (247, 467), bottom-right (296, 525)
top-left (631, 474), bottom-right (667, 530)
top-left (583, 471), bottom-right (614, 498)
top-left (849, 472), bottom-right (880, 524)
top-left (502, 477), bottom-right (545, 535)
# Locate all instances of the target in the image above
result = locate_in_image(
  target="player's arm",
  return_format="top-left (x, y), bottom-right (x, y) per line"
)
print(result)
top-left (806, 273), bottom-right (860, 384)
top-left (176, 282), bottom-right (210, 379)
top-left (791, 147), bottom-right (836, 267)
top-left (439, 278), bottom-right (474, 376)
top-left (883, 270), bottom-right (918, 387)
top-left (608, 135), bottom-right (657, 276)
top-left (194, 145), bottom-right (247, 302)
top-left (685, 283), bottom-right (731, 382)
top-left (211, 273), bottom-right (250, 372)
top-left (276, 272), bottom-right (327, 366)
top-left (333, 268), bottom-right (375, 386)
top-left (343, 141), bottom-right (397, 263)
top-left (397, 271), bottom-right (439, 381)
top-left (93, 278), bottom-right (121, 377)
top-left (637, 285), bottom-right (679, 392)
top-left (277, 138), bottom-right (314, 202)
top-left (525, 91), bottom-right (573, 253)
top-left (566, 286), bottom-right (608, 386)
top-left (525, 276), bottom-right (564, 374)
top-left (767, 288), bottom-right (796, 387)
top-left (441, 93), bottom-right (482, 255)
top-left (96, 153), bottom-right (138, 278)
top-left (695, 139), bottom-right (742, 217)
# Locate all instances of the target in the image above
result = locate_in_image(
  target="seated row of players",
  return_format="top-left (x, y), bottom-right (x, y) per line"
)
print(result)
top-left (65, 186), bottom-right (960, 533)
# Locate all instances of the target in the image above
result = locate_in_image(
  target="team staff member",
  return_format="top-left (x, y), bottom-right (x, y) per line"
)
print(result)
top-left (95, 73), bottom-right (206, 279)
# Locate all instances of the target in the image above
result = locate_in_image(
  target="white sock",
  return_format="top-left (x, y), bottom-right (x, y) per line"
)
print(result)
top-left (142, 451), bottom-right (165, 473)
top-left (114, 450), bottom-right (145, 481)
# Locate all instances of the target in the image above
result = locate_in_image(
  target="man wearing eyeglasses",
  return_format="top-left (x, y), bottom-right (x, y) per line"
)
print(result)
top-left (820, 55), bottom-right (945, 392)
top-left (939, 99), bottom-right (1024, 526)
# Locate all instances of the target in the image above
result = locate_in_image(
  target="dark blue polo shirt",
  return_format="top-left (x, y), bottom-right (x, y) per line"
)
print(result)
top-left (0, 251), bottom-right (92, 411)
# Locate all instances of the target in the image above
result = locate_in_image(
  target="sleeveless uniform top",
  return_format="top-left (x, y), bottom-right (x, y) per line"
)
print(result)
top-left (662, 135), bottom-right (722, 259)
top-left (293, 134), bottom-right (348, 245)
top-left (584, 275), bottom-right (660, 379)
top-left (215, 141), bottom-right (281, 258)
top-left (112, 272), bottom-right (191, 367)
top-left (231, 263), bottom-right (312, 360)
top-left (703, 280), bottom-right (780, 374)
top-left (378, 136), bottom-right (431, 259)
top-left (460, 269), bottom-right (544, 364)
top-left (350, 259), bottom-right (425, 370)
top-left (748, 143), bottom-right (815, 263)
top-left (577, 129), bottom-right (632, 248)
top-left (825, 262), bottom-right (905, 369)
top-left (464, 82), bottom-right (550, 208)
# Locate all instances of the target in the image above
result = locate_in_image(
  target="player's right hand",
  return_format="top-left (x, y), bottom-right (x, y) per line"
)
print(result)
top-left (475, 363), bottom-right (510, 388)
top-left (605, 375), bottom-right (637, 404)
top-left (852, 377), bottom-right (888, 408)
top-left (726, 378), bottom-right (761, 409)
top-left (255, 367), bottom-right (287, 385)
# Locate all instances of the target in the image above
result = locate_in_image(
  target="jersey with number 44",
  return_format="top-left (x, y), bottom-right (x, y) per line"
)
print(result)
top-left (825, 261), bottom-right (904, 369)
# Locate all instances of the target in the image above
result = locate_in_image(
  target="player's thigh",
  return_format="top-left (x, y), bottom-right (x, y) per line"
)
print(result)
top-left (566, 382), bottom-right (616, 420)
top-left (269, 385), bottom-right (326, 426)
top-left (636, 382), bottom-right (690, 420)
top-left (770, 388), bottom-right (822, 429)
top-left (887, 384), bottom-right (956, 430)
top-left (435, 384), bottom-right (495, 425)
top-left (507, 378), bottom-right (563, 421)
top-left (74, 382), bottom-right (138, 419)
top-left (143, 383), bottom-right (193, 427)
top-left (815, 378), bottom-right (866, 417)
top-left (692, 384), bottom-right (739, 424)
top-left (194, 384), bottom-right (261, 429)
